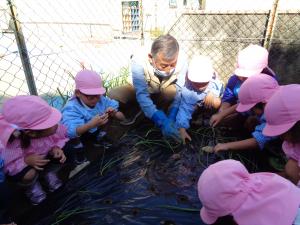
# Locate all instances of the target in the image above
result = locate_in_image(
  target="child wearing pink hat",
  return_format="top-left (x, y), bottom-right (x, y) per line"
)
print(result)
top-left (214, 73), bottom-right (279, 152)
top-left (175, 55), bottom-right (224, 143)
top-left (263, 84), bottom-right (300, 185)
top-left (210, 44), bottom-right (276, 128)
top-left (61, 70), bottom-right (125, 162)
top-left (0, 95), bottom-right (68, 205)
top-left (198, 159), bottom-right (300, 225)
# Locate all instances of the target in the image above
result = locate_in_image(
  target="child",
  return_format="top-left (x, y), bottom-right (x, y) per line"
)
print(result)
top-left (210, 44), bottom-right (276, 127)
top-left (61, 70), bottom-right (125, 160)
top-left (263, 84), bottom-right (300, 185)
top-left (198, 159), bottom-right (300, 225)
top-left (175, 55), bottom-right (223, 143)
top-left (0, 96), bottom-right (68, 205)
top-left (214, 73), bottom-right (279, 152)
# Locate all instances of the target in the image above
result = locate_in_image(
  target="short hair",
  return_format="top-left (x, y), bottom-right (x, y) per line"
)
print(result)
top-left (151, 34), bottom-right (179, 60)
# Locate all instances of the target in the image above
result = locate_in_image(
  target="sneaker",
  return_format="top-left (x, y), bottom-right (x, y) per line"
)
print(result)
top-left (68, 161), bottom-right (90, 179)
top-left (93, 140), bottom-right (113, 149)
top-left (74, 149), bottom-right (88, 165)
top-left (44, 171), bottom-right (62, 192)
top-left (120, 110), bottom-right (143, 126)
top-left (25, 181), bottom-right (46, 205)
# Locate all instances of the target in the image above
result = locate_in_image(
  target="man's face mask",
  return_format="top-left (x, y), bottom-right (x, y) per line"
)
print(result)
top-left (154, 67), bottom-right (175, 77)
top-left (152, 57), bottom-right (176, 77)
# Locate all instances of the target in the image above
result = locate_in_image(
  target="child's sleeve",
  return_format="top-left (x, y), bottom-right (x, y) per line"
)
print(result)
top-left (209, 79), bottom-right (224, 97)
top-left (51, 124), bottom-right (69, 149)
top-left (175, 88), bottom-right (198, 129)
top-left (0, 145), bottom-right (27, 176)
top-left (252, 122), bottom-right (277, 150)
top-left (221, 75), bottom-right (239, 104)
top-left (102, 96), bottom-right (119, 110)
top-left (61, 102), bottom-right (87, 138)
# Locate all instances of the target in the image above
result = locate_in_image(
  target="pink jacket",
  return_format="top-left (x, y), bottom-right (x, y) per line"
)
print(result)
top-left (0, 124), bottom-right (68, 176)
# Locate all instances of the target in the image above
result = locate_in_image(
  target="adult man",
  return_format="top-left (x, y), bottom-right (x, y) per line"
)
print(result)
top-left (112, 34), bottom-right (188, 139)
top-left (132, 34), bottom-right (188, 138)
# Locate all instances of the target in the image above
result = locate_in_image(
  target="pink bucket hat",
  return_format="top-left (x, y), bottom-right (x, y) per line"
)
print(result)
top-left (198, 159), bottom-right (300, 225)
top-left (0, 95), bottom-right (61, 147)
top-left (236, 73), bottom-right (279, 112)
top-left (188, 55), bottom-right (215, 83)
top-left (75, 70), bottom-right (106, 95)
top-left (234, 44), bottom-right (269, 77)
top-left (263, 84), bottom-right (300, 137)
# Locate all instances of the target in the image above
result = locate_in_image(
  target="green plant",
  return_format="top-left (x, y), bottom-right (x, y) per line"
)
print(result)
top-left (150, 27), bottom-right (165, 38)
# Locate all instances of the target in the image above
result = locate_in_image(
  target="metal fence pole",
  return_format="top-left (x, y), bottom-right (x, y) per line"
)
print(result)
top-left (263, 0), bottom-right (280, 50)
top-left (7, 0), bottom-right (38, 95)
top-left (140, 0), bottom-right (144, 46)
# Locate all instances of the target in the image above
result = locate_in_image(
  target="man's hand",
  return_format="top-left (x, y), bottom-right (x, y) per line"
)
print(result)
top-left (51, 147), bottom-right (66, 163)
top-left (179, 128), bottom-right (192, 144)
top-left (24, 154), bottom-right (50, 171)
top-left (161, 119), bottom-right (180, 141)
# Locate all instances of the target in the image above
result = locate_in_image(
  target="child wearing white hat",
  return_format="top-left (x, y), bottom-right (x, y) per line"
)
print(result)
top-left (175, 55), bottom-right (223, 143)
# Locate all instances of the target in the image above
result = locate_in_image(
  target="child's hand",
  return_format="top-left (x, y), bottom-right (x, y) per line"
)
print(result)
top-left (25, 154), bottom-right (50, 171)
top-left (115, 111), bottom-right (126, 121)
top-left (210, 113), bottom-right (223, 127)
top-left (179, 128), bottom-right (192, 144)
top-left (89, 113), bottom-right (109, 128)
top-left (105, 107), bottom-right (117, 117)
top-left (213, 143), bottom-right (229, 153)
top-left (244, 116), bottom-right (260, 132)
top-left (51, 147), bottom-right (66, 163)
top-left (204, 92), bottom-right (216, 109)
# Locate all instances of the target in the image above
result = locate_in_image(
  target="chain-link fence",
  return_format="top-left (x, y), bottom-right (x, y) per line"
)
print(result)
top-left (0, 0), bottom-right (299, 107)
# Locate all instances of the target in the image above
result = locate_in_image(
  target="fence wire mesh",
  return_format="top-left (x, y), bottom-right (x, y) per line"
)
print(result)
top-left (0, 0), bottom-right (299, 107)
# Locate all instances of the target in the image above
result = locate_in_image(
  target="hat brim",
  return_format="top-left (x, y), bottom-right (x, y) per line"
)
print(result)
top-left (29, 107), bottom-right (62, 130)
top-left (236, 102), bottom-right (256, 112)
top-left (200, 207), bottom-right (218, 224)
top-left (80, 87), bottom-right (106, 95)
top-left (263, 121), bottom-right (297, 137)
top-left (234, 68), bottom-right (262, 78)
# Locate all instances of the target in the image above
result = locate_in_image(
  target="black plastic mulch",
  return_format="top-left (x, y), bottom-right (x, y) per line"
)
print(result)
top-left (19, 124), bottom-right (265, 225)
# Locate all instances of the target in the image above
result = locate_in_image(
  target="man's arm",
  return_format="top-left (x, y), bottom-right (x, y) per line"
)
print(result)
top-left (131, 60), bottom-right (157, 119)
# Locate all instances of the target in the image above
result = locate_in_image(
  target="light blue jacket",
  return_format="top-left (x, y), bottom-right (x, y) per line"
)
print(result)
top-left (131, 51), bottom-right (188, 119)
top-left (61, 96), bottom-right (119, 138)
top-left (176, 78), bottom-right (224, 129)
top-left (252, 114), bottom-right (277, 150)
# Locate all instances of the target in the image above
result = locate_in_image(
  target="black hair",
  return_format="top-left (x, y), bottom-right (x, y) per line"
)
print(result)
top-left (8, 130), bottom-right (31, 149)
top-left (253, 102), bottom-right (265, 110)
top-left (285, 121), bottom-right (300, 144)
top-left (213, 215), bottom-right (238, 225)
